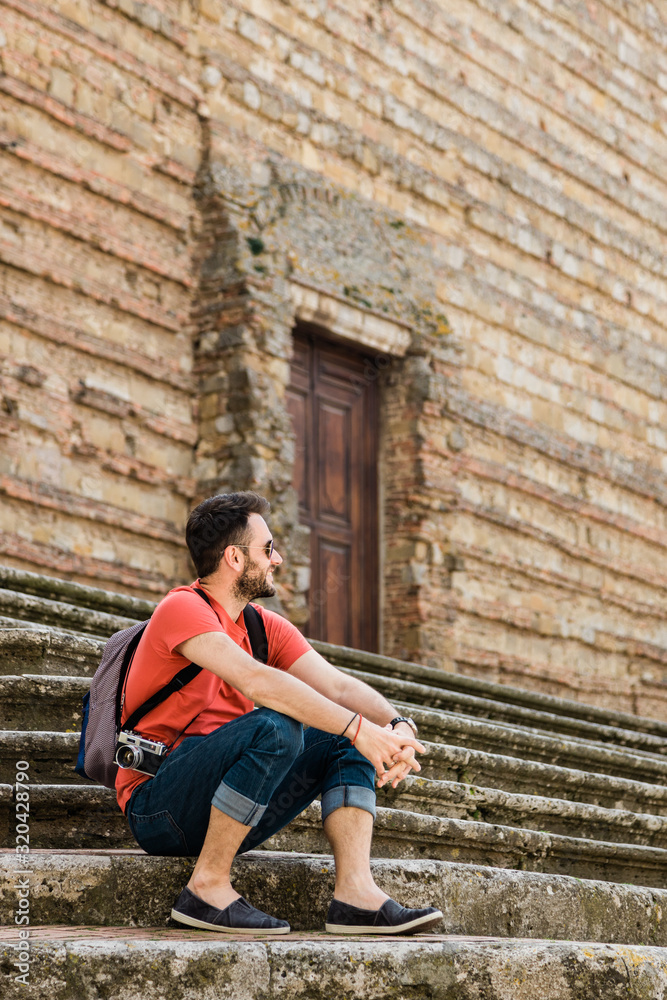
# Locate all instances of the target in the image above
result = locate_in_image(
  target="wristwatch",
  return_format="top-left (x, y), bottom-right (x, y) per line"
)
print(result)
top-left (390, 716), bottom-right (418, 736)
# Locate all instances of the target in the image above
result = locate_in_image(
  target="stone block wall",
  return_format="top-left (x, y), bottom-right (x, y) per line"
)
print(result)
top-left (0, 0), bottom-right (202, 595)
top-left (2, 0), bottom-right (667, 715)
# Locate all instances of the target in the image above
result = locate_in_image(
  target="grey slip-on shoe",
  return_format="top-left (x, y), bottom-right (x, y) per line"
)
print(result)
top-left (171, 886), bottom-right (290, 934)
top-left (325, 897), bottom-right (443, 935)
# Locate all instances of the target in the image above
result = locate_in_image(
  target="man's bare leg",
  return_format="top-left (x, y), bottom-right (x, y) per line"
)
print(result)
top-left (323, 807), bottom-right (388, 909)
top-left (186, 805), bottom-right (251, 911)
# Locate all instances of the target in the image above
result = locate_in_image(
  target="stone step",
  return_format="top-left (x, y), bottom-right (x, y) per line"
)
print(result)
top-left (3, 930), bottom-right (667, 1000)
top-left (0, 589), bottom-right (140, 638)
top-left (5, 565), bottom-right (667, 744)
top-left (221, 802), bottom-right (667, 888)
top-left (0, 629), bottom-right (103, 677)
top-left (0, 783), bottom-right (126, 850)
top-left (408, 702), bottom-right (667, 765)
top-left (0, 676), bottom-right (89, 732)
top-left (349, 668), bottom-right (667, 756)
top-left (2, 849), bottom-right (667, 946)
top-left (7, 775), bottom-right (667, 853)
top-left (4, 782), bottom-right (667, 886)
top-left (4, 730), bottom-right (667, 821)
top-left (0, 618), bottom-right (97, 642)
top-left (424, 740), bottom-right (667, 814)
top-left (0, 731), bottom-right (82, 785)
top-left (5, 658), bottom-right (665, 760)
top-left (4, 665), bottom-right (667, 781)
top-left (2, 681), bottom-right (661, 784)
top-left (317, 639), bottom-right (667, 739)
top-left (0, 566), bottom-right (154, 619)
top-left (384, 777), bottom-right (667, 848)
top-left (404, 704), bottom-right (667, 783)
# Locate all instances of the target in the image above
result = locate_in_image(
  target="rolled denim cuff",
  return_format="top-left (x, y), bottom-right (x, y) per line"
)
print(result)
top-left (212, 780), bottom-right (267, 827)
top-left (321, 784), bottom-right (376, 823)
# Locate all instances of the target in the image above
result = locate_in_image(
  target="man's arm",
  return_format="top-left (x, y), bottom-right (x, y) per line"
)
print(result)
top-left (176, 631), bottom-right (423, 783)
top-left (287, 648), bottom-right (400, 727)
top-left (288, 648), bottom-right (422, 787)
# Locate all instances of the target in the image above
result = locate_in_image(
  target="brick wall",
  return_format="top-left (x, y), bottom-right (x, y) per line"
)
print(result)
top-left (2, 0), bottom-right (667, 714)
top-left (0, 0), bottom-right (202, 594)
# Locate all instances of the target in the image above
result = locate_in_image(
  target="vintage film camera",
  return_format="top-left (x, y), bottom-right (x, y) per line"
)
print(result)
top-left (115, 730), bottom-right (169, 777)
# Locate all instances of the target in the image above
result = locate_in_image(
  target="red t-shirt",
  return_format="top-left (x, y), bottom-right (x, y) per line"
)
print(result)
top-left (115, 582), bottom-right (312, 813)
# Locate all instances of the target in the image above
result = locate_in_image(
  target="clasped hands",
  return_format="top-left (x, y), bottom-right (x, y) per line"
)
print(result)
top-left (376, 722), bottom-right (425, 790)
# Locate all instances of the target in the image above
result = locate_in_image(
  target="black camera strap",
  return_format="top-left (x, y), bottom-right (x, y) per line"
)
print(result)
top-left (124, 661), bottom-right (203, 734)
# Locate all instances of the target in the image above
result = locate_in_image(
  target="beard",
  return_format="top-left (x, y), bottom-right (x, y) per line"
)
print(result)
top-left (232, 558), bottom-right (276, 603)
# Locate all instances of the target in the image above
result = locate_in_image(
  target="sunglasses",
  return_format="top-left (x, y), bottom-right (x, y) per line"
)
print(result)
top-left (229, 539), bottom-right (275, 560)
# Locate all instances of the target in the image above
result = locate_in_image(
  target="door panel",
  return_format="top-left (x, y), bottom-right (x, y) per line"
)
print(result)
top-left (287, 329), bottom-right (379, 652)
top-left (287, 390), bottom-right (308, 510)
top-left (318, 539), bottom-right (352, 647)
top-left (286, 339), bottom-right (312, 515)
top-left (318, 402), bottom-right (351, 522)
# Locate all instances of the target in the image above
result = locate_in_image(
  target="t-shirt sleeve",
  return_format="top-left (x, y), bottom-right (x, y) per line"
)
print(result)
top-left (149, 589), bottom-right (225, 657)
top-left (256, 605), bottom-right (313, 671)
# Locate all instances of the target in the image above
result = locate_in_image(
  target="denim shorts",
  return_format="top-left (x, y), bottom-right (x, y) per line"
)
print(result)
top-left (126, 707), bottom-right (376, 856)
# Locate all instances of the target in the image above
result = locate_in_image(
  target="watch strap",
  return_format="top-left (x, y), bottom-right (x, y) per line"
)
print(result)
top-left (390, 716), bottom-right (418, 735)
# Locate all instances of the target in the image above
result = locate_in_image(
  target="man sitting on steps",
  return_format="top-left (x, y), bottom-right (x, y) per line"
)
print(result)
top-left (118, 491), bottom-right (443, 935)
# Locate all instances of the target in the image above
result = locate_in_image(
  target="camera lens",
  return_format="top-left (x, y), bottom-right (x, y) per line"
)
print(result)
top-left (115, 745), bottom-right (144, 770)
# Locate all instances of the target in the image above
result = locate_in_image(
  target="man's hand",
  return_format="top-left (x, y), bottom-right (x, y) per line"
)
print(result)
top-left (353, 719), bottom-right (425, 789)
top-left (376, 722), bottom-right (422, 789)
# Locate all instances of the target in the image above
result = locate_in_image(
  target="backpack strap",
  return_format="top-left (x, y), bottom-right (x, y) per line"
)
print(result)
top-left (243, 604), bottom-right (269, 664)
top-left (198, 586), bottom-right (268, 664)
top-left (119, 588), bottom-right (210, 734)
top-left (114, 621), bottom-right (150, 734)
top-left (121, 588), bottom-right (269, 734)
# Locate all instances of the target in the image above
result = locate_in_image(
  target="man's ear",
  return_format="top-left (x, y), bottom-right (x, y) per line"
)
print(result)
top-left (223, 545), bottom-right (243, 572)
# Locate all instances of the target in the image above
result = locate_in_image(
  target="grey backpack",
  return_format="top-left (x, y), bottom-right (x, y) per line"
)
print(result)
top-left (75, 589), bottom-right (268, 788)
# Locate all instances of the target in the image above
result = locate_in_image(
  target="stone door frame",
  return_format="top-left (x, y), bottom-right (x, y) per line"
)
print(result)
top-left (191, 158), bottom-right (456, 659)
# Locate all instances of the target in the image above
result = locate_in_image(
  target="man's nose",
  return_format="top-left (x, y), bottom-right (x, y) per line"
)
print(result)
top-left (271, 548), bottom-right (283, 565)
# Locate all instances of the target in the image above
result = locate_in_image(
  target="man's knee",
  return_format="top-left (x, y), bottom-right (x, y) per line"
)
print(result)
top-left (254, 708), bottom-right (304, 758)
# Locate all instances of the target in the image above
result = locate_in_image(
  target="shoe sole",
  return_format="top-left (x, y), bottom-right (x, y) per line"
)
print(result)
top-left (171, 908), bottom-right (290, 935)
top-left (325, 909), bottom-right (443, 936)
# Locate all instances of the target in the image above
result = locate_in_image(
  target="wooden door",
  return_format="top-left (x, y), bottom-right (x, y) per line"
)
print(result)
top-left (287, 329), bottom-right (379, 651)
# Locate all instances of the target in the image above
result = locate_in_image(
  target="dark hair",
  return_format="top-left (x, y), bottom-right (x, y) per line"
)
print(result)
top-left (186, 492), bottom-right (271, 578)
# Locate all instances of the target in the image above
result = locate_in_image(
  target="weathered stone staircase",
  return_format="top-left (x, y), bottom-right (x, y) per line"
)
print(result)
top-left (2, 566), bottom-right (667, 997)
